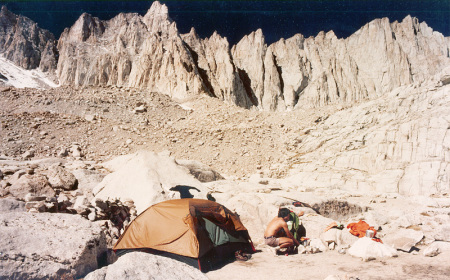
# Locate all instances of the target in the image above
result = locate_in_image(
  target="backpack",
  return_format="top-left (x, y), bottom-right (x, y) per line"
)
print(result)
top-left (277, 211), bottom-right (306, 241)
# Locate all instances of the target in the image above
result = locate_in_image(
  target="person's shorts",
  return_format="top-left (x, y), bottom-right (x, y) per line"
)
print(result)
top-left (264, 236), bottom-right (279, 247)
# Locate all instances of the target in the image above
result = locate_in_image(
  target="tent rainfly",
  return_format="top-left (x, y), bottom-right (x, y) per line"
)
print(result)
top-left (113, 198), bottom-right (254, 271)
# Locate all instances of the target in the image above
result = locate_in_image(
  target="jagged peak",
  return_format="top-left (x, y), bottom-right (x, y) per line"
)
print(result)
top-left (236, 29), bottom-right (266, 47)
top-left (207, 31), bottom-right (227, 45)
top-left (325, 30), bottom-right (337, 40)
top-left (1, 5), bottom-right (16, 19)
top-left (401, 15), bottom-right (419, 26)
top-left (189, 27), bottom-right (197, 36)
top-left (0, 5), bottom-right (12, 15)
top-left (73, 12), bottom-right (96, 26)
top-left (73, 12), bottom-right (101, 28)
top-left (111, 11), bottom-right (142, 26)
top-left (391, 15), bottom-right (438, 38)
top-left (1, 6), bottom-right (48, 32)
top-left (148, 1), bottom-right (168, 15)
top-left (186, 27), bottom-right (199, 40)
top-left (66, 12), bottom-right (104, 42)
top-left (316, 30), bottom-right (326, 38)
top-left (366, 17), bottom-right (391, 30)
top-left (142, 1), bottom-right (175, 35)
top-left (348, 16), bottom-right (392, 38)
top-left (144, 1), bottom-right (171, 21)
top-left (399, 15), bottom-right (423, 32)
top-left (168, 21), bottom-right (179, 36)
top-left (252, 28), bottom-right (264, 39)
top-left (252, 29), bottom-right (265, 41)
top-left (78, 12), bottom-right (94, 22)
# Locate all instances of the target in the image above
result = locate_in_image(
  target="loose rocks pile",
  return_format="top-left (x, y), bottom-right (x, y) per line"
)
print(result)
top-left (0, 158), bottom-right (137, 247)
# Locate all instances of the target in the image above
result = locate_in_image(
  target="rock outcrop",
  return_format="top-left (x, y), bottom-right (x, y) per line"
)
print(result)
top-left (1, 2), bottom-right (448, 111)
top-left (93, 150), bottom-right (210, 214)
top-left (0, 6), bottom-right (57, 72)
top-left (181, 28), bottom-right (253, 108)
top-left (0, 212), bottom-right (107, 279)
top-left (84, 251), bottom-right (208, 280)
top-left (283, 68), bottom-right (450, 197)
top-left (55, 1), bottom-right (449, 111)
top-left (231, 29), bottom-right (267, 108)
top-left (56, 2), bottom-right (207, 102)
top-left (392, 16), bottom-right (450, 82)
top-left (232, 17), bottom-right (449, 110)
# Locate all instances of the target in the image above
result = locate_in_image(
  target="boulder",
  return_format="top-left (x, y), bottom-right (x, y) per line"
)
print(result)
top-left (348, 237), bottom-right (398, 260)
top-left (0, 180), bottom-right (8, 196)
top-left (321, 228), bottom-right (358, 248)
top-left (0, 198), bottom-right (26, 213)
top-left (71, 169), bottom-right (106, 198)
top-left (176, 159), bottom-right (224, 182)
top-left (47, 165), bottom-right (78, 190)
top-left (21, 149), bottom-right (35, 160)
top-left (309, 238), bottom-right (328, 252)
top-left (0, 212), bottom-right (107, 279)
top-left (94, 151), bottom-right (206, 214)
top-left (8, 174), bottom-right (55, 200)
top-left (383, 229), bottom-right (424, 252)
top-left (439, 66), bottom-right (450, 86)
top-left (84, 252), bottom-right (207, 280)
top-left (73, 195), bottom-right (89, 211)
top-left (7, 170), bottom-right (27, 184)
top-left (71, 145), bottom-right (83, 158)
top-left (422, 241), bottom-right (450, 257)
top-left (432, 224), bottom-right (450, 242)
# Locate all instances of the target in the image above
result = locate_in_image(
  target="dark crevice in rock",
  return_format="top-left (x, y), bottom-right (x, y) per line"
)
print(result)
top-left (237, 68), bottom-right (258, 106)
top-left (197, 66), bottom-right (215, 97)
top-left (335, 79), bottom-right (340, 98)
top-left (295, 77), bottom-right (309, 105)
top-left (273, 55), bottom-right (284, 95)
top-left (183, 42), bottom-right (215, 97)
top-left (182, 61), bottom-right (193, 73)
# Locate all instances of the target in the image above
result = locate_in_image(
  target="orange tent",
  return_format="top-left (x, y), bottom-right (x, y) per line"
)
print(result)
top-left (113, 199), bottom-right (254, 271)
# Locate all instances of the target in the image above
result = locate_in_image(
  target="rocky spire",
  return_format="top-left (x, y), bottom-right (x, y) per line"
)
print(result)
top-left (142, 1), bottom-right (175, 35)
top-left (62, 13), bottom-right (105, 43)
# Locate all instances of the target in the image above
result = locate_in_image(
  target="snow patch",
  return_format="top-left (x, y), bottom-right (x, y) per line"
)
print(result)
top-left (0, 56), bottom-right (59, 89)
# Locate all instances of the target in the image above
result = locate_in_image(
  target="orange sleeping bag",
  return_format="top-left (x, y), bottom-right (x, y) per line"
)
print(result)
top-left (346, 220), bottom-right (377, 238)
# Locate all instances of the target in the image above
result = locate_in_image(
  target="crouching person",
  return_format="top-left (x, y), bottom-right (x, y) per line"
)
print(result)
top-left (264, 208), bottom-right (300, 254)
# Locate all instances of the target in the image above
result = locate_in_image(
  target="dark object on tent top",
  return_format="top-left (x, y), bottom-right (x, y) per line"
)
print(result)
top-left (169, 185), bottom-right (200, 199)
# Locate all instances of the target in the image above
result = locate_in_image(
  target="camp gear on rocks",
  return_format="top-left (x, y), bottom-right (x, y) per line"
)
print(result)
top-left (347, 220), bottom-right (377, 238)
top-left (366, 229), bottom-right (375, 238)
top-left (235, 250), bottom-right (251, 261)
